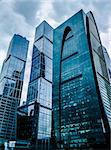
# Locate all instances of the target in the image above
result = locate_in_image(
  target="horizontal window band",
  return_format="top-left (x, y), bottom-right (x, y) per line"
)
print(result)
top-left (32, 51), bottom-right (52, 61)
top-left (30, 76), bottom-right (52, 84)
top-left (61, 51), bottom-right (78, 62)
top-left (35, 35), bottom-right (53, 44)
top-left (61, 74), bottom-right (82, 84)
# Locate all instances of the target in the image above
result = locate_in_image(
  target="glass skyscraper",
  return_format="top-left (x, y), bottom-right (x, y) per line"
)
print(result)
top-left (0, 34), bottom-right (29, 145)
top-left (53, 10), bottom-right (111, 149)
top-left (26, 21), bottom-right (53, 146)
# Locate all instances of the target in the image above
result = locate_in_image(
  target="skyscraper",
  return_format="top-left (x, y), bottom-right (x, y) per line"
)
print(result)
top-left (53, 10), bottom-right (111, 149)
top-left (0, 34), bottom-right (29, 145)
top-left (26, 21), bottom-right (53, 148)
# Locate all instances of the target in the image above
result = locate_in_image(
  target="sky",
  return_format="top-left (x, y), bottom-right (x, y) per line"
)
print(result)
top-left (0, 0), bottom-right (111, 103)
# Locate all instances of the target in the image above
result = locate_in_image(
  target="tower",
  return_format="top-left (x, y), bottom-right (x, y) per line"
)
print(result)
top-left (0, 34), bottom-right (29, 145)
top-left (53, 10), bottom-right (110, 149)
top-left (26, 21), bottom-right (53, 148)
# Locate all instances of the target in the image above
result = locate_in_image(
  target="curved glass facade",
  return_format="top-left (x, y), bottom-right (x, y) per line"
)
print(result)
top-left (53, 10), bottom-right (110, 149)
top-left (87, 11), bottom-right (111, 132)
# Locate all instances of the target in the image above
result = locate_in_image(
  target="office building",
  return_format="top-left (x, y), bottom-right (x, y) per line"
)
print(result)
top-left (26, 21), bottom-right (53, 148)
top-left (0, 34), bottom-right (29, 145)
top-left (53, 10), bottom-right (111, 149)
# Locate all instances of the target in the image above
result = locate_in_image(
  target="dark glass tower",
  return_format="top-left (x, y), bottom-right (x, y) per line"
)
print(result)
top-left (53, 10), bottom-right (111, 149)
top-left (26, 21), bottom-right (53, 146)
top-left (0, 34), bottom-right (29, 144)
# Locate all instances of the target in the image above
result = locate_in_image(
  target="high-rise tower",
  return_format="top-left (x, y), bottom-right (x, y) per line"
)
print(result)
top-left (26, 21), bottom-right (53, 147)
top-left (53, 10), bottom-right (111, 149)
top-left (0, 34), bottom-right (29, 145)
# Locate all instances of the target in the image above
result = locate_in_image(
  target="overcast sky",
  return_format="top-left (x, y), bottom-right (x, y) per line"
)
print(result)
top-left (0, 0), bottom-right (111, 103)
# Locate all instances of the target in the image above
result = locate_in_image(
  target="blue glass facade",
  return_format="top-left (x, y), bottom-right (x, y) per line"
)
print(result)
top-left (0, 34), bottom-right (29, 143)
top-left (53, 10), bottom-right (110, 149)
top-left (26, 21), bottom-right (53, 142)
top-left (87, 12), bottom-right (111, 132)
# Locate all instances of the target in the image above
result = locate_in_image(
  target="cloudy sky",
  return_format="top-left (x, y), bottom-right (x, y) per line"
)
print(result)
top-left (0, 0), bottom-right (111, 103)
